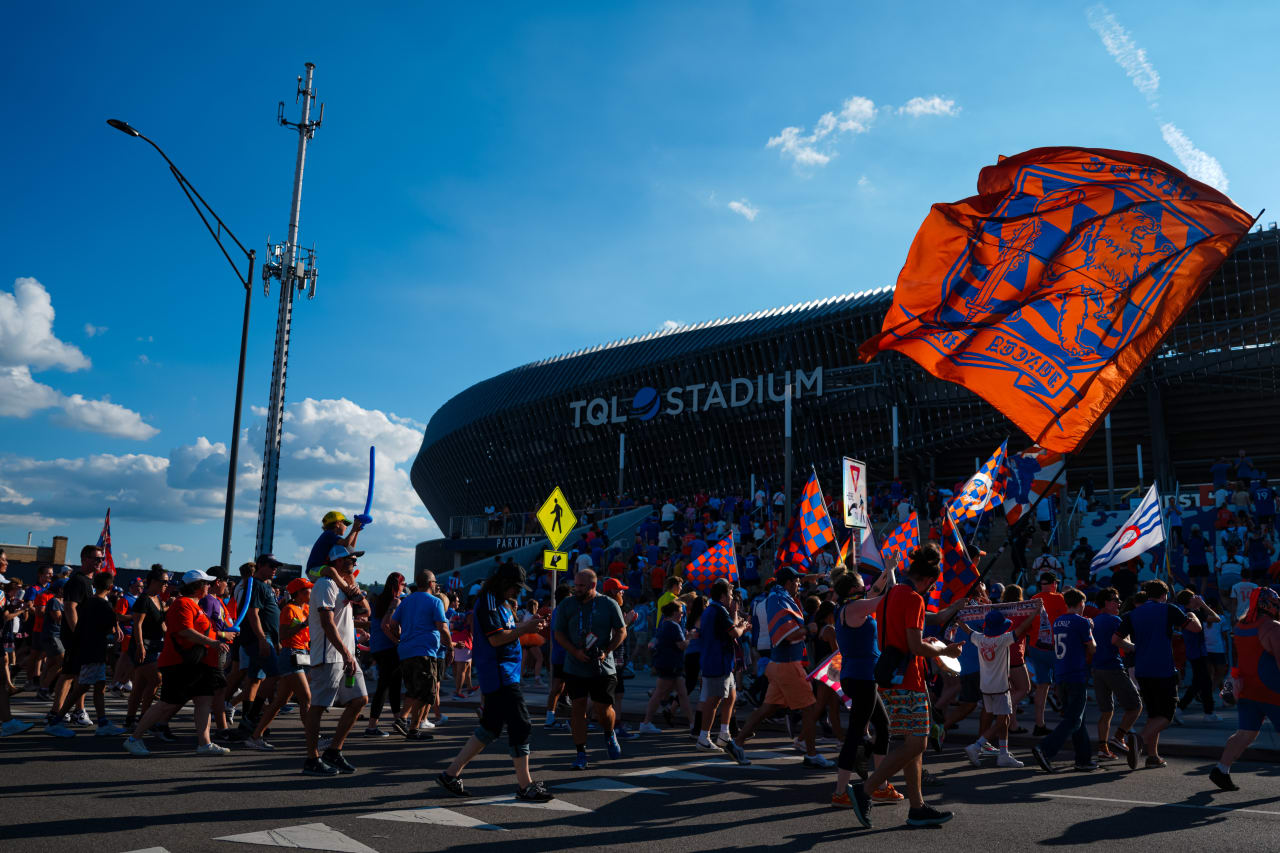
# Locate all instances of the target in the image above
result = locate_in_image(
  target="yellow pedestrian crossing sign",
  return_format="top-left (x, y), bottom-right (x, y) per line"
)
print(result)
top-left (543, 550), bottom-right (569, 572)
top-left (536, 486), bottom-right (576, 551)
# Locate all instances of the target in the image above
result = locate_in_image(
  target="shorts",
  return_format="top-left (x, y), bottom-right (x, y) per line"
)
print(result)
top-left (40, 634), bottom-right (64, 657)
top-left (77, 662), bottom-right (107, 686)
top-left (879, 688), bottom-right (931, 737)
top-left (277, 649), bottom-right (308, 676)
top-left (244, 646), bottom-right (283, 679)
top-left (237, 648), bottom-right (265, 680)
top-left (982, 691), bottom-right (1013, 716)
top-left (1136, 675), bottom-right (1178, 721)
top-left (958, 672), bottom-right (982, 704)
top-left (1093, 668), bottom-right (1142, 713)
top-left (308, 662), bottom-right (369, 708)
top-left (1236, 697), bottom-right (1280, 732)
top-left (551, 663), bottom-right (565, 681)
top-left (1026, 647), bottom-right (1055, 685)
top-left (475, 682), bottom-right (533, 757)
top-left (1207, 652), bottom-right (1227, 667)
top-left (564, 673), bottom-right (617, 704)
top-left (402, 656), bottom-right (442, 702)
top-left (453, 646), bottom-right (471, 663)
top-left (702, 674), bottom-right (734, 700)
top-left (60, 640), bottom-right (79, 676)
top-left (764, 660), bottom-right (815, 710)
top-left (158, 663), bottom-right (225, 706)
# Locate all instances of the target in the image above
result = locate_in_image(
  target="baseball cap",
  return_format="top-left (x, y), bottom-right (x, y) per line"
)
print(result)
top-left (602, 578), bottom-right (626, 594)
top-left (1038, 571), bottom-right (1058, 585)
top-left (256, 554), bottom-right (284, 567)
top-left (207, 566), bottom-right (229, 581)
top-left (322, 510), bottom-right (352, 528)
top-left (286, 577), bottom-right (313, 594)
top-left (328, 545), bottom-right (365, 563)
top-left (774, 566), bottom-right (801, 583)
top-left (181, 569), bottom-right (215, 585)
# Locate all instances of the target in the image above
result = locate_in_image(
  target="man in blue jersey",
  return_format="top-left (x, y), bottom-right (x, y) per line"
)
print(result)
top-left (437, 563), bottom-right (552, 802)
top-left (1091, 588), bottom-right (1142, 761)
top-left (1112, 580), bottom-right (1203, 769)
top-left (695, 578), bottom-right (749, 763)
top-left (1032, 588), bottom-right (1097, 773)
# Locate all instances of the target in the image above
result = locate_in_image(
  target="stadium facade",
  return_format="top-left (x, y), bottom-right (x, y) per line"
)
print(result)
top-left (412, 228), bottom-right (1280, 532)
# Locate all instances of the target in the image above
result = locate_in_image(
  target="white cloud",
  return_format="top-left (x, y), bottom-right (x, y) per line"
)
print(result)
top-left (0, 512), bottom-right (62, 530)
top-left (1086, 4), bottom-right (1160, 104)
top-left (766, 126), bottom-right (833, 167)
top-left (727, 199), bottom-right (759, 221)
top-left (137, 336), bottom-right (154, 343)
top-left (857, 175), bottom-right (872, 191)
top-left (138, 354), bottom-right (150, 365)
top-left (898, 96), bottom-right (959, 117)
top-left (57, 393), bottom-right (159, 440)
top-left (0, 367), bottom-right (62, 417)
top-left (1160, 123), bottom-right (1229, 193)
top-left (84, 323), bottom-right (107, 338)
top-left (156, 544), bottom-right (184, 552)
top-left (0, 484), bottom-right (33, 506)
top-left (0, 278), bottom-right (90, 371)
top-left (837, 96), bottom-right (877, 133)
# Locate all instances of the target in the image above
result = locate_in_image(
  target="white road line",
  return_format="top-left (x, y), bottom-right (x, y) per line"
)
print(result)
top-left (555, 777), bottom-right (668, 795)
top-left (1037, 793), bottom-right (1280, 818)
top-left (465, 794), bottom-right (590, 813)
top-left (360, 807), bottom-right (505, 831)
top-left (119, 848), bottom-right (173, 853)
top-left (683, 758), bottom-right (778, 771)
top-left (622, 766), bottom-right (720, 782)
top-left (215, 822), bottom-right (378, 851)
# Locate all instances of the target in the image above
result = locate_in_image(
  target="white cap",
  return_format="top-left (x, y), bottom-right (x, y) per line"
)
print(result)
top-left (181, 569), bottom-right (215, 585)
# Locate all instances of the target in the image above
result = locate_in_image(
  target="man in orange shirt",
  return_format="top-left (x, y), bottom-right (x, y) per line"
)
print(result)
top-left (1028, 571), bottom-right (1067, 735)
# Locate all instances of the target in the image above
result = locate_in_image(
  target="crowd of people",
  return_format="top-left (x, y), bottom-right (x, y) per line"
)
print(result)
top-left (1, 481), bottom-right (1277, 831)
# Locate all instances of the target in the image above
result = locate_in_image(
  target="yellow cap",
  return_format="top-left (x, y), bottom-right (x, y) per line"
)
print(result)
top-left (322, 510), bottom-right (352, 528)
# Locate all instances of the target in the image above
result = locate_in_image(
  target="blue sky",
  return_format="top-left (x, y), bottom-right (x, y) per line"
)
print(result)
top-left (2, 2), bottom-right (1277, 582)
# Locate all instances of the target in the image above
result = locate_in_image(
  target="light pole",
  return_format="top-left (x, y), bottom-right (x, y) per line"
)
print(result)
top-left (106, 118), bottom-right (256, 572)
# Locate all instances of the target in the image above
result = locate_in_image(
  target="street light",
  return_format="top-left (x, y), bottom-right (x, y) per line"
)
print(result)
top-left (107, 118), bottom-right (256, 572)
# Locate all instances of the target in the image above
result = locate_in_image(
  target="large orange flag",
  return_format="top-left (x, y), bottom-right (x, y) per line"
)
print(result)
top-left (860, 147), bottom-right (1252, 453)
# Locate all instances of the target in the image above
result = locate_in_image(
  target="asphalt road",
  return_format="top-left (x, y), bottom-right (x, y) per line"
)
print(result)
top-left (2, 696), bottom-right (1279, 853)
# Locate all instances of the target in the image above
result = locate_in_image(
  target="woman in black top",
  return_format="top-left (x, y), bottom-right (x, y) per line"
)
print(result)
top-left (125, 566), bottom-right (169, 731)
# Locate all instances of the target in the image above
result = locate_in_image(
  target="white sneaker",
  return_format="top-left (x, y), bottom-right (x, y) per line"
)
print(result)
top-left (244, 736), bottom-right (275, 751)
top-left (196, 742), bottom-right (231, 756)
top-left (123, 736), bottom-right (150, 756)
top-left (68, 710), bottom-right (93, 728)
top-left (695, 737), bottom-right (716, 750)
top-left (802, 753), bottom-right (834, 768)
top-left (121, 681), bottom-right (133, 692)
top-left (1204, 713), bottom-right (1222, 723)
top-left (420, 720), bottom-right (436, 729)
top-left (996, 751), bottom-right (1025, 768)
top-left (638, 722), bottom-right (663, 735)
top-left (981, 742), bottom-right (998, 753)
top-left (793, 737), bottom-right (807, 753)
top-left (95, 723), bottom-right (127, 737)
top-left (965, 743), bottom-right (984, 767)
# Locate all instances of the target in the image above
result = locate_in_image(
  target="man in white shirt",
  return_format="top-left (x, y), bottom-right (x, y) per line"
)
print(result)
top-left (1229, 574), bottom-right (1259, 622)
top-left (660, 501), bottom-right (678, 525)
top-left (302, 545), bottom-right (369, 777)
top-left (1031, 547), bottom-right (1063, 577)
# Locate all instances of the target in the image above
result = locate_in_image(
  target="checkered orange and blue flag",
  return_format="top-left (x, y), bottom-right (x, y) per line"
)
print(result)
top-left (947, 441), bottom-right (1010, 532)
top-left (774, 471), bottom-right (835, 572)
top-left (97, 507), bottom-right (116, 575)
top-left (880, 512), bottom-right (919, 569)
top-left (859, 147), bottom-right (1253, 453)
top-left (685, 529), bottom-right (739, 594)
top-left (929, 515), bottom-right (979, 613)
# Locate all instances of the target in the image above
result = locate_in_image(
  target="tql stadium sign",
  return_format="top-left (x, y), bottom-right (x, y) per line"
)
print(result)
top-left (568, 367), bottom-right (823, 428)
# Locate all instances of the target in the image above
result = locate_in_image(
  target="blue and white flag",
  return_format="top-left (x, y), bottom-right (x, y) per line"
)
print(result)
top-left (856, 526), bottom-right (886, 571)
top-left (1090, 484), bottom-right (1164, 575)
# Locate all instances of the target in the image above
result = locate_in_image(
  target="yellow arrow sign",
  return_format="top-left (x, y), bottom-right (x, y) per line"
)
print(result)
top-left (536, 486), bottom-right (576, 551)
top-left (543, 550), bottom-right (569, 571)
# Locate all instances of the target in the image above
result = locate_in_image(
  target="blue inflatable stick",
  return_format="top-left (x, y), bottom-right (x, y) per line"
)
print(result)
top-left (230, 577), bottom-right (253, 630)
top-left (363, 445), bottom-right (376, 517)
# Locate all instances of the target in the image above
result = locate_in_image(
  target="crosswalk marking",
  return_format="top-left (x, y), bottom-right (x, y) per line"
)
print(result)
top-left (360, 807), bottom-right (505, 831)
top-left (684, 757), bottom-right (778, 771)
top-left (215, 822), bottom-right (377, 852)
top-left (119, 848), bottom-right (172, 853)
top-left (621, 766), bottom-right (720, 782)
top-left (465, 794), bottom-right (590, 812)
top-left (555, 777), bottom-right (668, 795)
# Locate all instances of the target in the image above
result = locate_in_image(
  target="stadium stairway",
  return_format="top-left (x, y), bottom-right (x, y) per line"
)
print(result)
top-left (453, 504), bottom-right (655, 587)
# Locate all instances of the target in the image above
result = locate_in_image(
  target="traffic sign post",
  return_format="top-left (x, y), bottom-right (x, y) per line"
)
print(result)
top-left (537, 486), bottom-right (576, 595)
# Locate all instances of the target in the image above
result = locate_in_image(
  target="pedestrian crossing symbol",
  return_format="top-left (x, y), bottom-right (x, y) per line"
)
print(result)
top-left (544, 550), bottom-right (569, 572)
top-left (536, 486), bottom-right (576, 551)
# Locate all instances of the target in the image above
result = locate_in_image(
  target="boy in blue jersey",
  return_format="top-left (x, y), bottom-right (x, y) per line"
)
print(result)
top-left (1090, 588), bottom-right (1143, 761)
top-left (437, 564), bottom-right (553, 802)
top-left (1031, 588), bottom-right (1097, 773)
top-left (695, 578), bottom-right (749, 763)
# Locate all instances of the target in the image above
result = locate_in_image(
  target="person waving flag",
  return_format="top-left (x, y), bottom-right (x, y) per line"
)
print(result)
top-left (880, 512), bottom-right (920, 570)
top-left (97, 508), bottom-right (117, 576)
top-left (1090, 484), bottom-right (1165, 576)
top-left (775, 471), bottom-right (835, 572)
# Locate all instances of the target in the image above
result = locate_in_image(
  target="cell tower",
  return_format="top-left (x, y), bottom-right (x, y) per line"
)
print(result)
top-left (255, 62), bottom-right (323, 558)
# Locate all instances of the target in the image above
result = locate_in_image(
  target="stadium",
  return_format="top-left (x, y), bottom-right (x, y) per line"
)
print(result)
top-left (411, 226), bottom-right (1280, 541)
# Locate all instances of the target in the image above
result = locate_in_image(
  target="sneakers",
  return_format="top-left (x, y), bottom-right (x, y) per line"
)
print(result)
top-left (302, 757), bottom-right (339, 776)
top-left (95, 722), bottom-right (127, 737)
top-left (44, 722), bottom-right (76, 738)
top-left (1109, 733), bottom-right (1129, 754)
top-left (196, 742), bottom-right (231, 756)
top-left (1032, 724), bottom-right (1050, 737)
top-left (570, 752), bottom-right (589, 771)
top-left (392, 718), bottom-right (410, 736)
top-left (996, 751), bottom-right (1025, 769)
top-left (515, 780), bottom-right (554, 802)
top-left (68, 709), bottom-right (93, 728)
top-left (964, 743), bottom-right (983, 767)
top-left (1204, 713), bottom-right (1222, 723)
top-left (1096, 747), bottom-right (1117, 762)
top-left (695, 737), bottom-right (716, 751)
top-left (123, 736), bottom-right (150, 756)
top-left (638, 722), bottom-right (663, 735)
top-left (1030, 745), bottom-right (1055, 774)
top-left (0, 719), bottom-right (33, 737)
top-left (1209, 766), bottom-right (1239, 791)
top-left (363, 727), bottom-right (389, 738)
top-left (323, 750), bottom-right (357, 773)
top-left (36, 688), bottom-right (51, 701)
top-left (906, 804), bottom-right (954, 827)
top-left (543, 720), bottom-right (569, 732)
top-left (1145, 756), bottom-right (1167, 769)
top-left (920, 769), bottom-right (944, 787)
top-left (436, 772), bottom-right (469, 797)
top-left (152, 727), bottom-right (178, 744)
top-left (792, 736), bottom-right (807, 753)
top-left (720, 738), bottom-right (750, 766)
top-left (1072, 761), bottom-right (1099, 772)
top-left (419, 719), bottom-right (437, 730)
top-left (244, 736), bottom-right (275, 751)
top-left (832, 792), bottom-right (854, 809)
top-left (849, 783), bottom-right (873, 829)
top-left (872, 784), bottom-right (904, 801)
top-left (606, 737), bottom-right (623, 760)
top-left (1125, 732), bottom-right (1139, 770)
top-left (614, 726), bottom-right (639, 741)
top-left (803, 753), bottom-right (834, 768)
top-left (928, 722), bottom-right (944, 753)
top-left (405, 730), bottom-right (434, 741)
top-left (981, 742), bottom-right (998, 753)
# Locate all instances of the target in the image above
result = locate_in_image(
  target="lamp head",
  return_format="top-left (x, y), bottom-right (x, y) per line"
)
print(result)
top-left (106, 119), bottom-right (140, 137)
